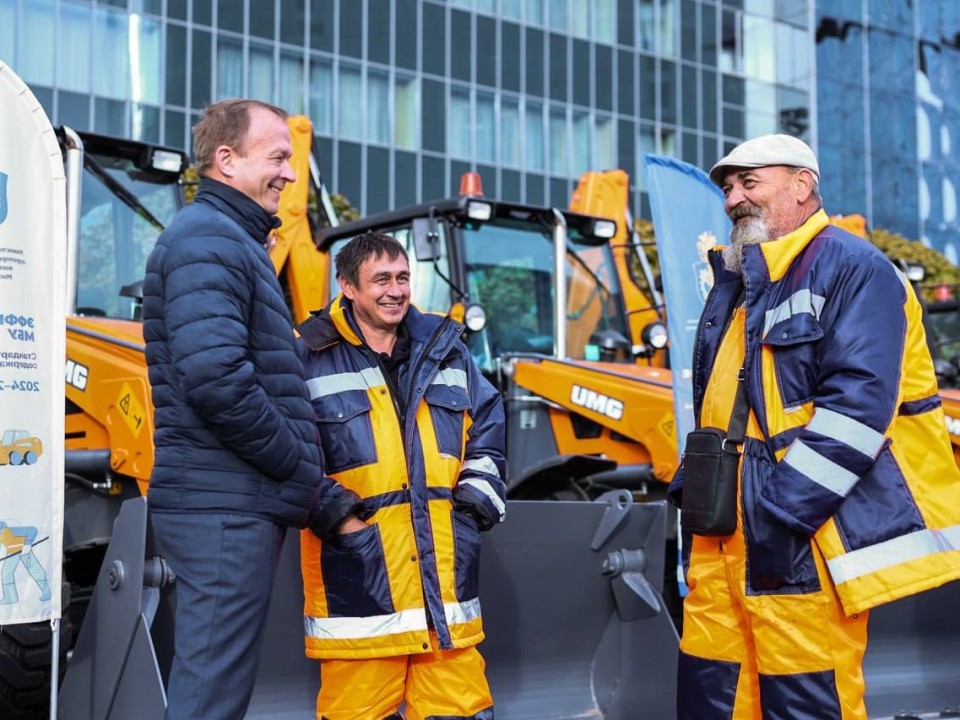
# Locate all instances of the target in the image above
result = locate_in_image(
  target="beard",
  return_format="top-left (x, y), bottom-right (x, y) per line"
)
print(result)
top-left (723, 206), bottom-right (770, 275)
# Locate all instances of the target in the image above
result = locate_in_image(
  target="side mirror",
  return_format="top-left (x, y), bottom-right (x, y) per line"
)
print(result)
top-left (412, 217), bottom-right (440, 262)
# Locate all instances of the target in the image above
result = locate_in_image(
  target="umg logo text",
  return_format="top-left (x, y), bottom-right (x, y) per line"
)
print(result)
top-left (570, 385), bottom-right (624, 421)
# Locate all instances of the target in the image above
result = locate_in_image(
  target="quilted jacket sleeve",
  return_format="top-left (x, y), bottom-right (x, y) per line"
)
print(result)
top-left (452, 351), bottom-right (507, 531)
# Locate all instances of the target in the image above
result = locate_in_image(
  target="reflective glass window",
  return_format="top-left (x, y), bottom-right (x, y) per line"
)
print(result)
top-left (395, 74), bottom-right (418, 150)
top-left (549, 106), bottom-right (567, 175)
top-left (595, 0), bottom-right (614, 44)
top-left (477, 92), bottom-right (495, 163)
top-left (249, 44), bottom-right (274, 103)
top-left (165, 24), bottom-right (186, 106)
top-left (216, 38), bottom-right (244, 100)
top-left (368, 0), bottom-right (390, 65)
top-left (549, 0), bottom-right (567, 31)
top-left (0, 0), bottom-right (13, 64)
top-left (309, 57), bottom-right (333, 135)
top-left (501, 97), bottom-right (520, 167)
top-left (93, 8), bottom-right (129, 99)
top-left (217, 0), bottom-right (242, 33)
top-left (449, 87), bottom-right (471, 159)
top-left (280, 0), bottom-right (305, 45)
top-left (572, 111), bottom-right (589, 174)
top-left (776, 21), bottom-right (808, 89)
top-left (637, 0), bottom-right (656, 51)
top-left (743, 14), bottom-right (775, 82)
top-left (191, 29), bottom-right (212, 108)
top-left (58, 3), bottom-right (91, 93)
top-left (525, 101), bottom-right (545, 171)
top-left (338, 64), bottom-right (362, 142)
top-left (134, 16), bottom-right (163, 105)
top-left (22, 0), bottom-right (55, 85)
top-left (367, 70), bottom-right (389, 144)
top-left (502, 0), bottom-right (521, 20)
top-left (662, 0), bottom-right (678, 56)
top-left (279, 52), bottom-right (304, 114)
top-left (250, 0), bottom-right (275, 39)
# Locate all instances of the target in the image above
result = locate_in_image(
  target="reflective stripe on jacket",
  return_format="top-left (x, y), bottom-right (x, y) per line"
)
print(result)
top-left (296, 297), bottom-right (506, 659)
top-left (675, 209), bottom-right (960, 615)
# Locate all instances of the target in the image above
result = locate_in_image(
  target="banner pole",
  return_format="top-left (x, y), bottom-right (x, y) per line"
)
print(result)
top-left (49, 618), bottom-right (60, 720)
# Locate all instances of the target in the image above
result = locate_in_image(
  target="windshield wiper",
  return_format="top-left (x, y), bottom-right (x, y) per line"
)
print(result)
top-left (84, 153), bottom-right (166, 233)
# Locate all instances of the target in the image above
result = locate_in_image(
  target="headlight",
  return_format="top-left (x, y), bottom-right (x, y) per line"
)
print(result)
top-left (591, 219), bottom-right (616, 239)
top-left (641, 322), bottom-right (668, 350)
top-left (464, 303), bottom-right (487, 332)
top-left (151, 149), bottom-right (185, 173)
top-left (466, 200), bottom-right (493, 221)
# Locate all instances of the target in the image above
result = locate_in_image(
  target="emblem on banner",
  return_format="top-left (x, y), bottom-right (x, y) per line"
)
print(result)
top-left (693, 230), bottom-right (718, 302)
top-left (0, 171), bottom-right (8, 225)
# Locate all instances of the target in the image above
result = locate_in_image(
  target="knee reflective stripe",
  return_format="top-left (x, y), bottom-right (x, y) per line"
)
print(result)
top-left (758, 670), bottom-right (841, 719)
top-left (677, 651), bottom-right (738, 720)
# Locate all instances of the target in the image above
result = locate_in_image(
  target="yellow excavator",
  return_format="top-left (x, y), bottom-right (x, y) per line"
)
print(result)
top-left (5, 109), bottom-right (957, 719)
top-left (39, 116), bottom-right (680, 720)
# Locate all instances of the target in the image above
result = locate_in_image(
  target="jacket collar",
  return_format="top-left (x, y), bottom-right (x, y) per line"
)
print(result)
top-left (753, 209), bottom-right (830, 282)
top-left (297, 295), bottom-right (451, 351)
top-left (194, 176), bottom-right (281, 242)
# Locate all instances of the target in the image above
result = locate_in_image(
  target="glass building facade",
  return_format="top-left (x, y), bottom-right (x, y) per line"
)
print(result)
top-left (2, 0), bottom-right (815, 221)
top-left (815, 1), bottom-right (960, 258)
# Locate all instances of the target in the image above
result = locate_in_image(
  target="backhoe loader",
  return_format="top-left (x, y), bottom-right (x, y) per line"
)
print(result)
top-left (282, 119), bottom-right (960, 719)
top-left (1, 115), bottom-right (678, 719)
top-left (4, 109), bottom-right (957, 718)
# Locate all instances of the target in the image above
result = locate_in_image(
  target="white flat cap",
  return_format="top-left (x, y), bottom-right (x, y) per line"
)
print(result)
top-left (709, 134), bottom-right (819, 186)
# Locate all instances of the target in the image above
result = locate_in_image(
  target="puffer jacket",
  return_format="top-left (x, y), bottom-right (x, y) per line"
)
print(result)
top-left (670, 209), bottom-right (960, 615)
top-left (143, 178), bottom-right (355, 532)
top-left (296, 297), bottom-right (506, 659)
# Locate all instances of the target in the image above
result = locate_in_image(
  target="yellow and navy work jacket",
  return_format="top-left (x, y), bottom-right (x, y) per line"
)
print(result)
top-left (671, 210), bottom-right (960, 615)
top-left (295, 297), bottom-right (506, 659)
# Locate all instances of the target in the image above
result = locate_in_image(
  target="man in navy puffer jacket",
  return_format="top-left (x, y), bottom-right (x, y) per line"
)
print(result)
top-left (143, 99), bottom-right (360, 720)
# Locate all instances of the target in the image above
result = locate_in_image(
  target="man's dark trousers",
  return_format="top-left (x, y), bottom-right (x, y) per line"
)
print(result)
top-left (151, 510), bottom-right (285, 720)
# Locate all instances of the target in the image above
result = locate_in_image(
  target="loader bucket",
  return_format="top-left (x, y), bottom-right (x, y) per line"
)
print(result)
top-left (863, 582), bottom-right (960, 717)
top-left (249, 495), bottom-right (679, 718)
top-left (61, 497), bottom-right (678, 719)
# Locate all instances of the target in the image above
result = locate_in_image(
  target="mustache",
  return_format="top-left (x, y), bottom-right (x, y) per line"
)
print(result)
top-left (729, 204), bottom-right (762, 221)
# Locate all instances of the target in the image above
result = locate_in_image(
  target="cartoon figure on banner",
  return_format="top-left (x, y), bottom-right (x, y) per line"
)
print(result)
top-left (694, 230), bottom-right (718, 302)
top-left (0, 429), bottom-right (43, 466)
top-left (0, 521), bottom-right (51, 605)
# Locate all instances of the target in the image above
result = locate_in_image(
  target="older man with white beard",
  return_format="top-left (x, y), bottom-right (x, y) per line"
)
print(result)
top-left (668, 134), bottom-right (960, 719)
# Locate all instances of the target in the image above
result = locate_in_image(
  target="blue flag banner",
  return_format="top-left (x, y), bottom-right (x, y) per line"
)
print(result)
top-left (643, 154), bottom-right (732, 455)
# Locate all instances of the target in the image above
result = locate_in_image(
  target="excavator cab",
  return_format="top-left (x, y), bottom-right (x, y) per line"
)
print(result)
top-left (321, 195), bottom-right (632, 368)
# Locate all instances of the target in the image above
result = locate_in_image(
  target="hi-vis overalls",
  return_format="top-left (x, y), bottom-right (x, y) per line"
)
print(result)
top-left (672, 210), bottom-right (960, 718)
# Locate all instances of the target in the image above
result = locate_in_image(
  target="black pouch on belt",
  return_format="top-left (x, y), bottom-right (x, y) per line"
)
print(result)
top-left (680, 367), bottom-right (749, 536)
top-left (680, 428), bottom-right (740, 536)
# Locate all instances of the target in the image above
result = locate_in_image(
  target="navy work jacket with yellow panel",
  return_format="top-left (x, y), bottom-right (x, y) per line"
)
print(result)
top-left (670, 210), bottom-right (960, 615)
top-left (295, 296), bottom-right (507, 659)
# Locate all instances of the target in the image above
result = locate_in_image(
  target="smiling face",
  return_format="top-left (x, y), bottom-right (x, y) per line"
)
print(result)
top-left (720, 165), bottom-right (814, 239)
top-left (341, 251), bottom-right (411, 340)
top-left (216, 106), bottom-right (295, 214)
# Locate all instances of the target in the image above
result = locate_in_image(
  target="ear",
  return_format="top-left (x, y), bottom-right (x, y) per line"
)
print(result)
top-left (793, 169), bottom-right (816, 203)
top-left (340, 278), bottom-right (357, 301)
top-left (212, 144), bottom-right (238, 179)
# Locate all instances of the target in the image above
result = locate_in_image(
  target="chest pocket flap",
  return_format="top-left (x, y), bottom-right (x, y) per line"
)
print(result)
top-left (762, 313), bottom-right (824, 409)
top-left (314, 390), bottom-right (377, 474)
top-left (424, 383), bottom-right (468, 459)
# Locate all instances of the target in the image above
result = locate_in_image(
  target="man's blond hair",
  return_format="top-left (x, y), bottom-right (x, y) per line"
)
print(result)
top-left (193, 99), bottom-right (287, 176)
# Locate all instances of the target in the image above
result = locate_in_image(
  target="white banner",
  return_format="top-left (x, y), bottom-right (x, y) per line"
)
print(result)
top-left (0, 61), bottom-right (66, 625)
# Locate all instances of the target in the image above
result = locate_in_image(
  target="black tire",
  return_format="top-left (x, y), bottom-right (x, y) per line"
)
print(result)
top-left (0, 582), bottom-right (72, 720)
